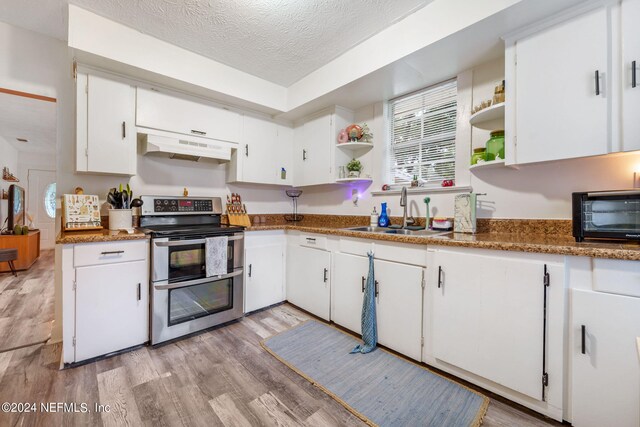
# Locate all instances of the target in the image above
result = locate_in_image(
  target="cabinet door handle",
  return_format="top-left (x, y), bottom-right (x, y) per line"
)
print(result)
top-left (306, 237), bottom-right (316, 243)
top-left (137, 283), bottom-right (141, 301)
top-left (581, 325), bottom-right (586, 354)
top-left (437, 266), bottom-right (443, 288)
top-left (122, 121), bottom-right (126, 139)
top-left (245, 144), bottom-right (249, 157)
top-left (595, 70), bottom-right (600, 95)
top-left (191, 129), bottom-right (207, 136)
top-left (303, 149), bottom-right (307, 161)
top-left (248, 264), bottom-right (252, 278)
top-left (100, 250), bottom-right (124, 255)
top-left (323, 268), bottom-right (328, 283)
top-left (632, 60), bottom-right (637, 89)
top-left (361, 276), bottom-right (365, 292)
top-left (374, 280), bottom-right (379, 297)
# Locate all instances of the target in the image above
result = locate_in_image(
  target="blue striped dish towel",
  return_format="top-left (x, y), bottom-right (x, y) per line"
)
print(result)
top-left (351, 251), bottom-right (377, 354)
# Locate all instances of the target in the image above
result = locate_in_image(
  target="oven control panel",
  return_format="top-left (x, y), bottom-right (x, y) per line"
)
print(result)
top-left (140, 196), bottom-right (222, 215)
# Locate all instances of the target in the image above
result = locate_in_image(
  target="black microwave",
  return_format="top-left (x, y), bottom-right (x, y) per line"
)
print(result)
top-left (572, 190), bottom-right (640, 242)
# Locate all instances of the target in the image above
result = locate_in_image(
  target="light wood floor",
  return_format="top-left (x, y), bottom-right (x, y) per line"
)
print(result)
top-left (0, 300), bottom-right (562, 427)
top-left (0, 250), bottom-right (54, 352)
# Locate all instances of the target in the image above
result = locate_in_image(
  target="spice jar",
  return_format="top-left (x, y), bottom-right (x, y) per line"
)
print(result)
top-left (471, 147), bottom-right (486, 165)
top-left (485, 130), bottom-right (505, 161)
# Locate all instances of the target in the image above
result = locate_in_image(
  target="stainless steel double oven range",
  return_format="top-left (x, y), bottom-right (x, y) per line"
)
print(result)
top-left (139, 196), bottom-right (244, 345)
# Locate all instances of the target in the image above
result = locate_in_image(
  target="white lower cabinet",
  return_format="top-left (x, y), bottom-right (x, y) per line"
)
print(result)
top-left (427, 247), bottom-right (564, 406)
top-left (244, 242), bottom-right (285, 313)
top-left (332, 252), bottom-right (424, 361)
top-left (75, 260), bottom-right (148, 361)
top-left (286, 245), bottom-right (331, 320)
top-left (374, 259), bottom-right (424, 361)
top-left (332, 253), bottom-right (369, 334)
top-left (571, 289), bottom-right (640, 427)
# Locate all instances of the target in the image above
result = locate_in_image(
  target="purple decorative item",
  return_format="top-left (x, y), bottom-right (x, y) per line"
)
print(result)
top-left (338, 129), bottom-right (349, 144)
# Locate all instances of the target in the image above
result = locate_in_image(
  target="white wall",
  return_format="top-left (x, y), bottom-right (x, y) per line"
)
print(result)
top-left (16, 151), bottom-right (56, 183)
top-left (128, 154), bottom-right (291, 213)
top-left (3, 21), bottom-right (639, 224)
top-left (0, 22), bottom-right (293, 215)
top-left (296, 59), bottom-right (640, 220)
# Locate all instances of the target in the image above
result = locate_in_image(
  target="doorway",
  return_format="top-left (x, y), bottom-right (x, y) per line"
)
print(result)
top-left (27, 170), bottom-right (56, 249)
top-left (0, 87), bottom-right (56, 352)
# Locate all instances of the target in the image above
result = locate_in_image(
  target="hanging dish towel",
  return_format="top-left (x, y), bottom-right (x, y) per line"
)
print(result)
top-left (351, 251), bottom-right (377, 354)
top-left (205, 236), bottom-right (228, 277)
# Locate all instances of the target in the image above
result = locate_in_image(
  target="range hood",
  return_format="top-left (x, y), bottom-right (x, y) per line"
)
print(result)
top-left (137, 128), bottom-right (233, 162)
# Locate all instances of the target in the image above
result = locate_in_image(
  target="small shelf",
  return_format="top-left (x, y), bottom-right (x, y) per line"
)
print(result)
top-left (469, 159), bottom-right (506, 171)
top-left (336, 142), bottom-right (374, 153)
top-left (2, 177), bottom-right (19, 183)
top-left (335, 178), bottom-right (373, 184)
top-left (469, 102), bottom-right (505, 129)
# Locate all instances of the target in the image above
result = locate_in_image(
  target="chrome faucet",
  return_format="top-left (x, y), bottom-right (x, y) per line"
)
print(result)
top-left (400, 187), bottom-right (415, 228)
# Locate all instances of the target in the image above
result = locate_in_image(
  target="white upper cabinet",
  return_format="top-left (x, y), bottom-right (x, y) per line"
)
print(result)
top-left (76, 72), bottom-right (137, 175)
top-left (621, 0), bottom-right (640, 152)
top-left (136, 87), bottom-right (241, 143)
top-left (293, 106), bottom-right (353, 187)
top-left (508, 6), bottom-right (609, 165)
top-left (227, 114), bottom-right (293, 185)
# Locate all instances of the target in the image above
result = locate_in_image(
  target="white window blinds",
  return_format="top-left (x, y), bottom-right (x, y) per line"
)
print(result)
top-left (388, 79), bottom-right (457, 185)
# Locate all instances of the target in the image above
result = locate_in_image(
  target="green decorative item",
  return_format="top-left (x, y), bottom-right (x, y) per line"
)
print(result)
top-left (485, 130), bottom-right (505, 161)
top-left (346, 158), bottom-right (363, 178)
top-left (424, 197), bottom-right (431, 229)
top-left (13, 224), bottom-right (22, 235)
top-left (471, 147), bottom-right (486, 165)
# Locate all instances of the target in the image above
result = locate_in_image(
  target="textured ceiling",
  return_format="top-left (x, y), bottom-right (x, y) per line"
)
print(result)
top-left (0, 0), bottom-right (434, 86)
top-left (0, 92), bottom-right (56, 154)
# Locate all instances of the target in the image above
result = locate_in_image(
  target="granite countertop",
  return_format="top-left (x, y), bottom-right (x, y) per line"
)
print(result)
top-left (245, 223), bottom-right (640, 261)
top-left (56, 229), bottom-right (148, 244)
top-left (56, 215), bottom-right (640, 260)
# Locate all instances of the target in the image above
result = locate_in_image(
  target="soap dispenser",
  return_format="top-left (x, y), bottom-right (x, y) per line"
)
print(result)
top-left (370, 207), bottom-right (379, 227)
top-left (378, 203), bottom-right (390, 227)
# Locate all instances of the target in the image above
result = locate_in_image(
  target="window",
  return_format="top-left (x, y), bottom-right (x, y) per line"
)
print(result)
top-left (44, 183), bottom-right (56, 219)
top-left (388, 79), bottom-right (457, 186)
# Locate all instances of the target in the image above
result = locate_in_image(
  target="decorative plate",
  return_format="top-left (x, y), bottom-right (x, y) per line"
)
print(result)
top-left (345, 124), bottom-right (363, 141)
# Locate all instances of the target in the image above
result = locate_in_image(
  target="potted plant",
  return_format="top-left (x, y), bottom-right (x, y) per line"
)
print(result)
top-left (346, 158), bottom-right (363, 178)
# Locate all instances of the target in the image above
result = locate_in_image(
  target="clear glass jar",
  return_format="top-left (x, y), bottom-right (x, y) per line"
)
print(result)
top-left (485, 130), bottom-right (505, 161)
top-left (471, 147), bottom-right (486, 165)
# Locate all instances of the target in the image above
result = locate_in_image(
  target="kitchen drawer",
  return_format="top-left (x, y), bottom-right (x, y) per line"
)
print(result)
top-left (592, 258), bottom-right (640, 298)
top-left (299, 234), bottom-right (327, 250)
top-left (339, 237), bottom-right (373, 257)
top-left (74, 240), bottom-right (148, 267)
top-left (373, 241), bottom-right (427, 267)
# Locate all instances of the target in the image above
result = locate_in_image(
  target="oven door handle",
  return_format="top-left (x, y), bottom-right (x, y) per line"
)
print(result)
top-left (586, 190), bottom-right (640, 197)
top-left (154, 234), bottom-right (244, 247)
top-left (153, 269), bottom-right (243, 290)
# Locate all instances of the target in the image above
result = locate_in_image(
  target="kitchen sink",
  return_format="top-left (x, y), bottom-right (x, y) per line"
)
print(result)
top-left (384, 228), bottom-right (452, 237)
top-left (344, 226), bottom-right (451, 237)
top-left (345, 226), bottom-right (389, 232)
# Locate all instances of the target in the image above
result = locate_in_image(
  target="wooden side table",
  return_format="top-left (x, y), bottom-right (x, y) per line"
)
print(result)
top-left (0, 230), bottom-right (41, 272)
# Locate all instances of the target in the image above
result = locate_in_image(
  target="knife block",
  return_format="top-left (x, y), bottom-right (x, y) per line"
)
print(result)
top-left (227, 213), bottom-right (251, 227)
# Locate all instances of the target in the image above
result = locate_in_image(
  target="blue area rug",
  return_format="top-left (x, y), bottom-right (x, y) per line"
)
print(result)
top-left (262, 320), bottom-right (488, 427)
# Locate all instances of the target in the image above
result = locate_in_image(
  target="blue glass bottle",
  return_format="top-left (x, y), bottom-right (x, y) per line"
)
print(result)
top-left (378, 202), bottom-right (390, 227)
